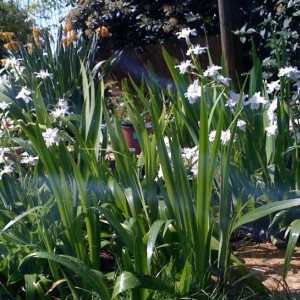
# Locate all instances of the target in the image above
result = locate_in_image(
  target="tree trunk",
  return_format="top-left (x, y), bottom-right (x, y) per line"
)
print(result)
top-left (218, 0), bottom-right (237, 86)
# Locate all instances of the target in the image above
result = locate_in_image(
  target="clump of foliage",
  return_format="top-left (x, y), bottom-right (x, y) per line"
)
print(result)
top-left (2, 20), bottom-right (300, 299)
top-left (238, 0), bottom-right (300, 73)
top-left (0, 1), bottom-right (33, 44)
top-left (21, 0), bottom-right (66, 20)
top-left (0, 0), bottom-right (34, 58)
top-left (67, 0), bottom-right (219, 51)
top-left (2, 0), bottom-right (300, 295)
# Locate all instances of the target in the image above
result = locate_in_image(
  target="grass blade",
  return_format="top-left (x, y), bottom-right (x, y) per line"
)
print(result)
top-left (146, 220), bottom-right (165, 273)
top-left (22, 252), bottom-right (111, 300)
top-left (233, 198), bottom-right (300, 230)
top-left (112, 271), bottom-right (174, 299)
top-left (283, 219), bottom-right (300, 279)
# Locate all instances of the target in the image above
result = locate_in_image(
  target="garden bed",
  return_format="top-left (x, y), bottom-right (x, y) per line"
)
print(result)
top-left (236, 243), bottom-right (300, 294)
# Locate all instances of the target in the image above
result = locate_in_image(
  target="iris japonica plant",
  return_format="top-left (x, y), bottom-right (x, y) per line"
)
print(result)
top-left (1, 17), bottom-right (300, 299)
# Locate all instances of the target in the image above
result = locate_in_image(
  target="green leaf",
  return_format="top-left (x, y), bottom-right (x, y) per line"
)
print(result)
top-left (233, 198), bottom-right (300, 230)
top-left (112, 271), bottom-right (174, 299)
top-left (195, 84), bottom-right (211, 283)
top-left (108, 177), bottom-right (130, 217)
top-left (176, 258), bottom-right (192, 295)
top-left (24, 274), bottom-right (37, 300)
top-left (1, 206), bottom-right (42, 232)
top-left (33, 88), bottom-right (50, 127)
top-left (146, 220), bottom-right (165, 273)
top-left (96, 207), bottom-right (132, 250)
top-left (283, 219), bottom-right (300, 279)
top-left (21, 252), bottom-right (111, 300)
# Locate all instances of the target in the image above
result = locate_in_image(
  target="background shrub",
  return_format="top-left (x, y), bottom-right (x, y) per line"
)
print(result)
top-left (238, 0), bottom-right (300, 73)
top-left (67, 0), bottom-right (219, 52)
top-left (0, 1), bottom-right (34, 57)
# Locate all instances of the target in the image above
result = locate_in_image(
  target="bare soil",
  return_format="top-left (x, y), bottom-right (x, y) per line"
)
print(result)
top-left (236, 243), bottom-right (300, 294)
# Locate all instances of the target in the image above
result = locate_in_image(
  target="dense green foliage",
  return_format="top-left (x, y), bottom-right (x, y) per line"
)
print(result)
top-left (0, 0), bottom-right (34, 58)
top-left (0, 23), bottom-right (300, 299)
top-left (68, 0), bottom-right (219, 51)
top-left (0, 2), bottom-right (300, 299)
top-left (238, 0), bottom-right (300, 71)
top-left (0, 1), bottom-right (33, 43)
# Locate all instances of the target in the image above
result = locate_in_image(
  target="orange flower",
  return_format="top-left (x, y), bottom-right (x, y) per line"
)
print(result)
top-left (4, 41), bottom-right (19, 51)
top-left (66, 39), bottom-right (72, 48)
top-left (95, 26), bottom-right (109, 38)
top-left (85, 29), bottom-right (92, 37)
top-left (63, 24), bottom-right (73, 35)
top-left (26, 43), bottom-right (34, 54)
top-left (32, 28), bottom-right (40, 38)
top-left (1, 59), bottom-right (8, 66)
top-left (0, 32), bottom-right (16, 41)
top-left (10, 41), bottom-right (19, 51)
top-left (3, 43), bottom-right (11, 50)
top-left (32, 28), bottom-right (42, 46)
top-left (69, 31), bottom-right (77, 42)
top-left (61, 37), bottom-right (73, 48)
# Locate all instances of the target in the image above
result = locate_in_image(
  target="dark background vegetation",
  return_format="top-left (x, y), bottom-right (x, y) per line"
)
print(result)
top-left (66, 0), bottom-right (300, 77)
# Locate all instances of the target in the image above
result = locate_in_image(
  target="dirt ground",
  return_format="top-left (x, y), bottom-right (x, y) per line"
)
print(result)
top-left (236, 243), bottom-right (300, 294)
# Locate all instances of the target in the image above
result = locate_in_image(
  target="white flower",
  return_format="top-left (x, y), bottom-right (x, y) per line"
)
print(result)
top-left (226, 91), bottom-right (247, 108)
top-left (209, 130), bottom-right (217, 142)
top-left (67, 145), bottom-right (74, 152)
top-left (176, 28), bottom-right (197, 44)
top-left (2, 58), bottom-right (24, 81)
top-left (182, 146), bottom-right (199, 177)
top-left (57, 98), bottom-right (69, 109)
top-left (221, 129), bottom-right (231, 145)
top-left (175, 60), bottom-right (195, 74)
top-left (0, 164), bottom-right (14, 179)
top-left (50, 107), bottom-right (69, 119)
top-left (20, 152), bottom-right (39, 165)
top-left (267, 100), bottom-right (277, 124)
top-left (265, 123), bottom-right (277, 136)
top-left (1, 117), bottom-right (14, 130)
top-left (16, 87), bottom-right (32, 104)
top-left (184, 79), bottom-right (201, 104)
top-left (237, 120), bottom-right (246, 132)
top-left (34, 69), bottom-right (53, 79)
top-left (278, 66), bottom-right (300, 79)
top-left (42, 128), bottom-right (60, 147)
top-left (50, 98), bottom-right (70, 119)
top-left (186, 44), bottom-right (207, 56)
top-left (182, 146), bottom-right (198, 160)
top-left (216, 75), bottom-right (231, 86)
top-left (267, 80), bottom-right (280, 94)
top-left (0, 102), bottom-right (10, 110)
top-left (203, 65), bottom-right (222, 78)
top-left (2, 57), bottom-right (21, 68)
top-left (245, 92), bottom-right (268, 110)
